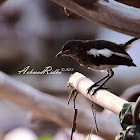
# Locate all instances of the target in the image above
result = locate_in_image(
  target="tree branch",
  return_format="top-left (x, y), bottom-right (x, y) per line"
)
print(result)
top-left (50, 0), bottom-right (140, 37)
top-left (68, 72), bottom-right (128, 114)
top-left (0, 71), bottom-right (120, 139)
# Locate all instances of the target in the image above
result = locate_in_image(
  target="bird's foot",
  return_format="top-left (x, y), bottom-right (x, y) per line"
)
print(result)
top-left (87, 83), bottom-right (99, 94)
top-left (87, 85), bottom-right (109, 95)
top-left (91, 86), bottom-right (108, 95)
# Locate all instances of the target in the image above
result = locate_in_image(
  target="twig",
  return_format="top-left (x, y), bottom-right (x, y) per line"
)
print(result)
top-left (91, 104), bottom-right (99, 135)
top-left (88, 125), bottom-right (93, 140)
top-left (67, 84), bottom-right (78, 107)
top-left (70, 109), bottom-right (78, 140)
top-left (67, 83), bottom-right (79, 140)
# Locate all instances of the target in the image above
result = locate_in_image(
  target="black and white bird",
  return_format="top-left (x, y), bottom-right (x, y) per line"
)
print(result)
top-left (56, 38), bottom-right (139, 94)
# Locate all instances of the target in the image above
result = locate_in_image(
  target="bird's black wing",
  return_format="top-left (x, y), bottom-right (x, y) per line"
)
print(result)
top-left (81, 40), bottom-right (136, 66)
top-left (83, 40), bottom-right (128, 54)
top-left (90, 54), bottom-right (135, 66)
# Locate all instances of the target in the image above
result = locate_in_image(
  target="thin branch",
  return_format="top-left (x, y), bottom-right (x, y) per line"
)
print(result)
top-left (91, 104), bottom-right (99, 135)
top-left (67, 85), bottom-right (79, 140)
top-left (70, 109), bottom-right (78, 140)
top-left (68, 72), bottom-right (128, 115)
top-left (50, 0), bottom-right (140, 37)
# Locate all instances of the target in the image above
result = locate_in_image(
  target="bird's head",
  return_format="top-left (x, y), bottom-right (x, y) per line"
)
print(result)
top-left (56, 40), bottom-right (83, 57)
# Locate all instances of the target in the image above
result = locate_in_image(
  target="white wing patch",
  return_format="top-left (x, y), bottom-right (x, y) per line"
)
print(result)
top-left (87, 48), bottom-right (131, 60)
top-left (97, 49), bottom-right (112, 57)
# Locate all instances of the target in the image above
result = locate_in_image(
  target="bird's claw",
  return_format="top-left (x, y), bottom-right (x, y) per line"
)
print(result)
top-left (91, 86), bottom-right (108, 95)
top-left (87, 83), bottom-right (99, 94)
top-left (87, 84), bottom-right (99, 94)
top-left (87, 86), bottom-right (109, 95)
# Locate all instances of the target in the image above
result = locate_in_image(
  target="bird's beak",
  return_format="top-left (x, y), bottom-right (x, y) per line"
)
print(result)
top-left (56, 51), bottom-right (63, 57)
top-left (56, 50), bottom-right (70, 57)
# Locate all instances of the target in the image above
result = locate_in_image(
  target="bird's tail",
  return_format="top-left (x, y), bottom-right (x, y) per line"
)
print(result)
top-left (122, 37), bottom-right (140, 51)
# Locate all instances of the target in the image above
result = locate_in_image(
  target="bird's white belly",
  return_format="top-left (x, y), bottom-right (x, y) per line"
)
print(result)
top-left (88, 64), bottom-right (118, 71)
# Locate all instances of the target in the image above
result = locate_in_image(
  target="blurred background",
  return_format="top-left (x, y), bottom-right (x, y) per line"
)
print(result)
top-left (0, 0), bottom-right (139, 139)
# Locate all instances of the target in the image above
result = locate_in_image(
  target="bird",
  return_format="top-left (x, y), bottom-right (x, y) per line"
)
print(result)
top-left (56, 38), bottom-right (139, 94)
